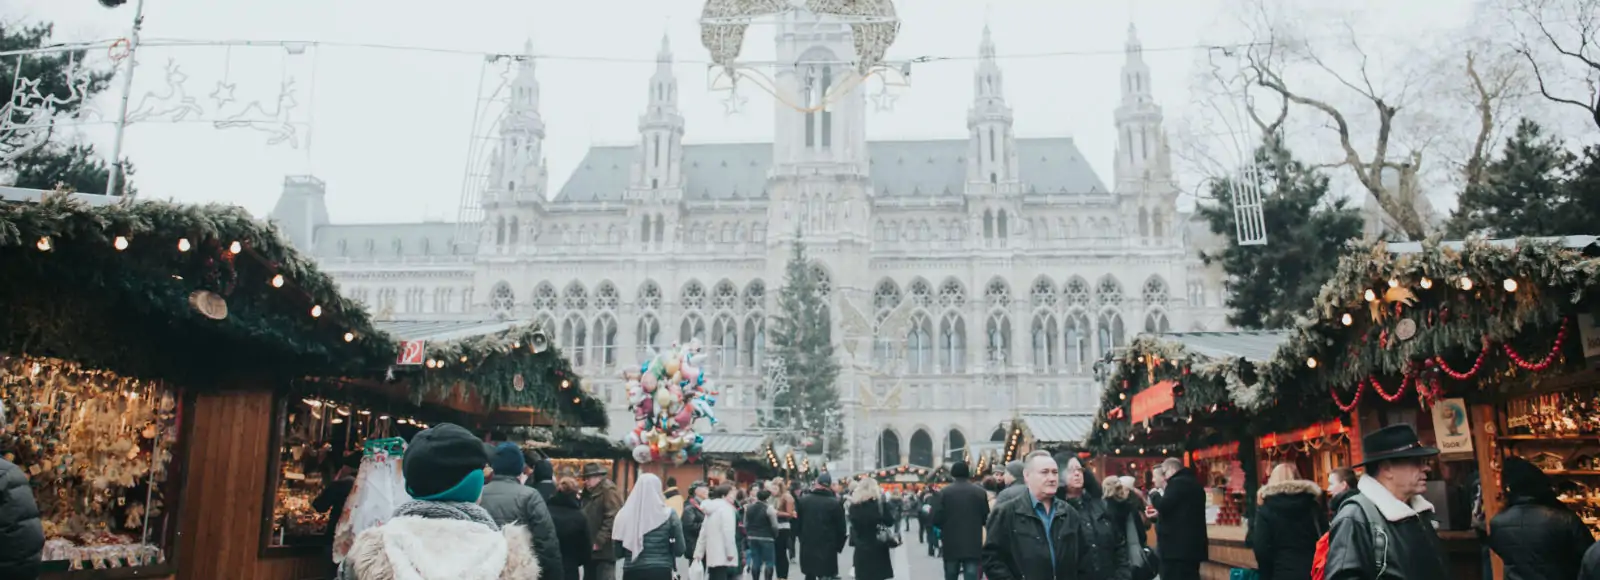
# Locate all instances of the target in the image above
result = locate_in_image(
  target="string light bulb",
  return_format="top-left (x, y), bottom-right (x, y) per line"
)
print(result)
top-left (1388, 279), bottom-right (1399, 288)
top-left (1306, 357), bottom-right (1319, 369)
top-left (1102, 422), bottom-right (1110, 429)
top-left (1459, 277), bottom-right (1474, 291)
top-left (358, 409), bottom-right (371, 416)
top-left (302, 398), bottom-right (322, 407)
top-left (459, 356), bottom-right (468, 363)
top-left (1503, 278), bottom-right (1518, 292)
top-left (344, 332), bottom-right (355, 342)
top-left (177, 238), bottom-right (191, 252)
top-left (331, 417), bottom-right (344, 424)
top-left (1420, 277), bottom-right (1433, 289)
top-left (1364, 289), bottom-right (1377, 302)
top-left (572, 397), bottom-right (580, 404)
top-left (113, 236), bottom-right (129, 251)
top-left (310, 305), bottom-right (323, 318)
top-left (336, 407), bottom-right (351, 417)
top-left (1119, 392), bottom-right (1127, 400)
top-left (561, 380), bottom-right (571, 389)
top-left (1341, 313), bottom-right (1354, 326)
top-left (271, 274), bottom-right (285, 288)
top-left (379, 414), bottom-right (390, 420)
top-left (35, 237), bottom-right (51, 251)
top-left (228, 241), bottom-right (242, 254)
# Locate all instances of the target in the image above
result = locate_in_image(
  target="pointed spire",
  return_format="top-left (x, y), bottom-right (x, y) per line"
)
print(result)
top-left (657, 32), bottom-right (673, 64)
top-left (1125, 23), bottom-right (1142, 56)
top-left (980, 24), bottom-right (996, 60)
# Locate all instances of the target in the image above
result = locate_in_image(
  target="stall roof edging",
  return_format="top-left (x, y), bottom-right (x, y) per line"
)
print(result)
top-left (1156, 330), bottom-right (1293, 363)
top-left (1018, 413), bottom-right (1096, 444)
top-left (696, 433), bottom-right (769, 455)
top-left (376, 319), bottom-right (524, 342)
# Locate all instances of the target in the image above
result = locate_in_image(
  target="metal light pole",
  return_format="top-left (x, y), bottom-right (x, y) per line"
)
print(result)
top-left (104, 0), bottom-right (145, 197)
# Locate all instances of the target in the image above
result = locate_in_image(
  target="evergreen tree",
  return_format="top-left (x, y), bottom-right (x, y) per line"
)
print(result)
top-left (1198, 135), bottom-right (1364, 329)
top-left (1, 22), bottom-right (134, 195)
top-left (1448, 119), bottom-right (1581, 237)
top-left (766, 237), bottom-right (844, 458)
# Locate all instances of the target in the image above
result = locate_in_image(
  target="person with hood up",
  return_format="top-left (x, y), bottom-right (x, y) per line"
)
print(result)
top-left (993, 460), bottom-right (1029, 508)
top-left (338, 423), bottom-right (539, 580)
top-left (1246, 463), bottom-right (1325, 580)
top-left (545, 477), bottom-right (591, 580)
top-left (695, 484), bottom-right (740, 580)
top-left (481, 442), bottom-right (565, 577)
top-left (1490, 456), bottom-right (1593, 580)
top-left (613, 474), bottom-right (685, 580)
top-left (524, 449), bottom-right (556, 501)
top-left (1058, 456), bottom-right (1129, 580)
top-left (0, 402), bottom-right (43, 580)
top-left (581, 462), bottom-right (625, 580)
top-left (795, 474), bottom-right (848, 580)
top-left (847, 478), bottom-right (896, 580)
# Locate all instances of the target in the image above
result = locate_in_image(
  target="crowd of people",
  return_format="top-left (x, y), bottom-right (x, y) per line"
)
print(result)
top-left (10, 415), bottom-right (1600, 579)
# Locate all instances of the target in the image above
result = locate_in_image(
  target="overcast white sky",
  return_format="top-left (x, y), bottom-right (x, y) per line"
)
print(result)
top-left (13, 0), bottom-right (1478, 224)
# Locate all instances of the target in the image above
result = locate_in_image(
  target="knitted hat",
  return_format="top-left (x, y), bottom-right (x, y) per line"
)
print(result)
top-left (1005, 460), bottom-right (1025, 481)
top-left (533, 456), bottom-right (554, 482)
top-left (817, 473), bottom-right (833, 486)
top-left (404, 423), bottom-right (491, 500)
top-left (950, 461), bottom-right (971, 479)
top-left (490, 442), bottom-right (526, 476)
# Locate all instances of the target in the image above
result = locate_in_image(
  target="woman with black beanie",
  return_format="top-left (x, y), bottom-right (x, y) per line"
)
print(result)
top-left (1490, 456), bottom-right (1594, 580)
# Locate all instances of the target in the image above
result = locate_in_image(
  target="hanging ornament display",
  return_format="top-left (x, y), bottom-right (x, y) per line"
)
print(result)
top-left (624, 340), bottom-right (719, 464)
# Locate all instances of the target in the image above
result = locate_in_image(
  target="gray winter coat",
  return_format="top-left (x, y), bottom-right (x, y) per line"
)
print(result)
top-left (0, 459), bottom-right (42, 580)
top-left (480, 475), bottom-right (565, 575)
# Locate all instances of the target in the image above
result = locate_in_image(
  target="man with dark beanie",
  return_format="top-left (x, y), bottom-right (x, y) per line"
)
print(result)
top-left (931, 462), bottom-right (989, 580)
top-left (482, 441), bottom-right (565, 578)
top-left (338, 423), bottom-right (539, 579)
top-left (993, 460), bottom-right (1028, 507)
top-left (524, 448), bottom-right (557, 501)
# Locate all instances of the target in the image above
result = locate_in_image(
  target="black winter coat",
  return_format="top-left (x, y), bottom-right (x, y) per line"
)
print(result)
top-left (1489, 495), bottom-right (1594, 580)
top-left (683, 499), bottom-right (707, 557)
top-left (1063, 476), bottom-right (1130, 580)
top-left (0, 459), bottom-right (42, 580)
top-left (480, 475), bottom-right (565, 576)
top-left (932, 480), bottom-right (991, 560)
top-left (547, 492), bottom-right (594, 573)
top-left (795, 487), bottom-right (848, 577)
top-left (849, 498), bottom-right (896, 580)
top-left (1581, 540), bottom-right (1600, 580)
top-left (1323, 484), bottom-right (1447, 580)
top-left (1247, 480), bottom-right (1325, 580)
top-left (982, 492), bottom-right (1093, 580)
top-left (1152, 467), bottom-right (1208, 562)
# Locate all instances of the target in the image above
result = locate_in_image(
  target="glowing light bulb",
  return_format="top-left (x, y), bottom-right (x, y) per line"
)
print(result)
top-left (177, 238), bottom-right (191, 252)
top-left (228, 241), bottom-right (242, 254)
top-left (1307, 357), bottom-right (1319, 369)
top-left (1459, 277), bottom-right (1474, 291)
top-left (1341, 313), bottom-right (1354, 326)
top-left (35, 237), bottom-right (51, 251)
top-left (310, 305), bottom-right (322, 318)
top-left (1420, 277), bottom-right (1433, 289)
top-left (271, 274), bottom-right (285, 288)
top-left (344, 332), bottom-right (355, 342)
top-left (1503, 278), bottom-right (1518, 292)
top-left (113, 236), bottom-right (129, 251)
top-left (1388, 279), bottom-right (1399, 288)
top-left (1364, 289), bottom-right (1377, 302)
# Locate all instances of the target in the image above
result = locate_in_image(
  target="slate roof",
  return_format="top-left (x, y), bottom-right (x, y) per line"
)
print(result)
top-left (1157, 330), bottom-right (1291, 363)
top-left (554, 137), bottom-right (1107, 202)
top-left (697, 432), bottom-right (769, 455)
top-left (1018, 413), bottom-right (1096, 444)
top-left (376, 319), bottom-right (521, 342)
top-left (311, 221), bottom-right (470, 259)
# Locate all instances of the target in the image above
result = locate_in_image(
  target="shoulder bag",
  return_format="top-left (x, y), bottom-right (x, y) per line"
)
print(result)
top-left (1125, 512), bottom-right (1159, 580)
top-left (876, 500), bottom-right (903, 548)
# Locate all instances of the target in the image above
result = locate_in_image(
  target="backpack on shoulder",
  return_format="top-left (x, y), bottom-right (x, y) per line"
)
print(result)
top-left (1309, 495), bottom-right (1387, 580)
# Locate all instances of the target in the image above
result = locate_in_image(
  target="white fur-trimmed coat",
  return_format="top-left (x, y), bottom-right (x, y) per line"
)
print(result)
top-left (341, 515), bottom-right (541, 580)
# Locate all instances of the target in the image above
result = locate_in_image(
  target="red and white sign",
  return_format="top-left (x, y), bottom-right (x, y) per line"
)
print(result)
top-left (1131, 380), bottom-right (1177, 423)
top-left (396, 340), bottom-right (426, 365)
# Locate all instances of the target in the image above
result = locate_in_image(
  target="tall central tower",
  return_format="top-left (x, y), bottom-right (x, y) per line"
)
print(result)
top-left (1113, 24), bottom-right (1178, 244)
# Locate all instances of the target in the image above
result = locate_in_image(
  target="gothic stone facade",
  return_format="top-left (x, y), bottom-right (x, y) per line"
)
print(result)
top-left (269, 16), bottom-right (1232, 472)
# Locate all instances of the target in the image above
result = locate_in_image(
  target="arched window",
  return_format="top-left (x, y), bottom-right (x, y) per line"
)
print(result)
top-left (946, 429), bottom-right (967, 463)
top-left (983, 210), bottom-right (994, 239)
top-left (909, 430), bottom-right (934, 467)
top-left (986, 312), bottom-right (1011, 365)
top-left (940, 312), bottom-right (966, 373)
top-left (563, 282), bottom-right (589, 311)
top-left (640, 215), bottom-right (652, 244)
top-left (907, 313), bottom-right (933, 374)
top-left (508, 217), bottom-right (520, 246)
top-left (997, 209), bottom-right (1009, 238)
top-left (653, 215), bottom-right (664, 243)
top-left (562, 314), bottom-right (588, 366)
top-left (1064, 311), bottom-right (1090, 373)
top-left (638, 280), bottom-right (662, 310)
top-left (636, 315), bottom-right (661, 360)
top-left (711, 314), bottom-right (738, 372)
top-left (1097, 310), bottom-right (1126, 358)
top-left (1144, 310), bottom-right (1171, 334)
top-left (1139, 207), bottom-right (1150, 238)
top-left (592, 315), bottom-right (618, 368)
top-left (1032, 313), bottom-right (1059, 372)
top-left (495, 217), bottom-right (506, 245)
top-left (879, 429), bottom-right (901, 468)
top-left (489, 282), bottom-right (515, 318)
top-left (802, 61), bottom-right (835, 149)
top-left (680, 313), bottom-right (706, 344)
top-left (742, 315), bottom-right (766, 368)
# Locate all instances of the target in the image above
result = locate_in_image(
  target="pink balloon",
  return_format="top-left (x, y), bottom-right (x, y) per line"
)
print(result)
top-left (675, 406), bottom-right (694, 428)
top-left (681, 365), bottom-right (701, 384)
top-left (641, 373), bottom-right (658, 392)
top-left (667, 384), bottom-right (682, 399)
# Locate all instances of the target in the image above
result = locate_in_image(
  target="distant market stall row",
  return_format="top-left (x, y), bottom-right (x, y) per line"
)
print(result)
top-left (1082, 236), bottom-right (1600, 580)
top-left (0, 189), bottom-right (605, 579)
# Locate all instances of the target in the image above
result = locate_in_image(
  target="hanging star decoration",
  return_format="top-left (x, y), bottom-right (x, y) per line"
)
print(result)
top-left (871, 86), bottom-right (899, 112)
top-left (722, 88), bottom-right (748, 115)
top-left (209, 81), bottom-right (237, 109)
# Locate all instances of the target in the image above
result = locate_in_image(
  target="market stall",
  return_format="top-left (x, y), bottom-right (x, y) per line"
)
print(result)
top-left (0, 190), bottom-right (394, 579)
top-left (1274, 237), bottom-right (1600, 579)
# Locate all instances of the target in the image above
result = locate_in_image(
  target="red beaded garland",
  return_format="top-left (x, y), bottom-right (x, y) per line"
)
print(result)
top-left (1370, 374), bottom-right (1408, 402)
top-left (1331, 381), bottom-right (1363, 412)
top-left (1434, 344), bottom-right (1488, 380)
top-left (1504, 318), bottom-right (1568, 372)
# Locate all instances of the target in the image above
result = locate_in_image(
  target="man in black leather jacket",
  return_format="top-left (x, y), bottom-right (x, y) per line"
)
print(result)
top-left (1324, 425), bottom-right (1448, 580)
top-left (0, 404), bottom-right (44, 579)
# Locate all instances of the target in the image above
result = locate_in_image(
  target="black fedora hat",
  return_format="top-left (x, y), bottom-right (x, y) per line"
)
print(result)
top-left (1357, 424), bottom-right (1439, 468)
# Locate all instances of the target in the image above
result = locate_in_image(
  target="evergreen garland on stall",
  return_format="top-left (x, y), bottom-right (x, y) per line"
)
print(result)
top-left (1281, 237), bottom-right (1600, 408)
top-left (0, 192), bottom-right (394, 385)
top-left (416, 324), bottom-right (607, 428)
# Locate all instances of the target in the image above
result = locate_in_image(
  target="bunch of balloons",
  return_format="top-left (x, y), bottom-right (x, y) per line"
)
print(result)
top-left (623, 340), bottom-right (720, 464)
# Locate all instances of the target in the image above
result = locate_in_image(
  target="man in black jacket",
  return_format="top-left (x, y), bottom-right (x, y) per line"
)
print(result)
top-left (932, 462), bottom-right (989, 580)
top-left (523, 448), bottom-right (556, 501)
top-left (1147, 457), bottom-right (1206, 580)
top-left (982, 450), bottom-right (1092, 580)
top-left (481, 442), bottom-right (565, 576)
top-left (795, 474), bottom-right (847, 580)
top-left (1324, 424), bottom-right (1448, 580)
top-left (0, 404), bottom-right (43, 580)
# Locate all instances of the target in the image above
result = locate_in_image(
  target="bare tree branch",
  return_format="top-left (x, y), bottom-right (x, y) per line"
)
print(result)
top-left (1504, 0), bottom-right (1600, 130)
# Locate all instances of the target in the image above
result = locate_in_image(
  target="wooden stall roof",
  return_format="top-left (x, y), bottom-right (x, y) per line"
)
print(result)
top-left (376, 319), bottom-right (523, 342)
top-left (1019, 413), bottom-right (1097, 444)
top-left (1158, 330), bottom-right (1292, 364)
top-left (699, 433), bottom-right (770, 456)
